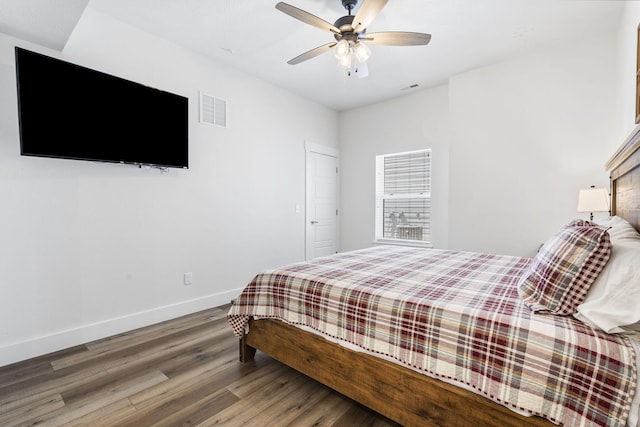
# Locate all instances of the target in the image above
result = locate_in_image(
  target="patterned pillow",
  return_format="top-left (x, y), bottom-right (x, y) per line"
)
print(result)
top-left (517, 221), bottom-right (611, 315)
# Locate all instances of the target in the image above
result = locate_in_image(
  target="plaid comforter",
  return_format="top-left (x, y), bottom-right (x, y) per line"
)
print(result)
top-left (228, 246), bottom-right (637, 427)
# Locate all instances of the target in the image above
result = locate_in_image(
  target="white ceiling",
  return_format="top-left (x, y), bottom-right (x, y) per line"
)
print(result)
top-left (0, 0), bottom-right (625, 111)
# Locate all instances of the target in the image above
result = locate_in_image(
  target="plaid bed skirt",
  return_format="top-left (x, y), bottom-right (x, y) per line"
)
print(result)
top-left (228, 246), bottom-right (637, 426)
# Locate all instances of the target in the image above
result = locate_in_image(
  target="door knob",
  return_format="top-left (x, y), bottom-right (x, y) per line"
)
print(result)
top-left (310, 220), bottom-right (319, 224)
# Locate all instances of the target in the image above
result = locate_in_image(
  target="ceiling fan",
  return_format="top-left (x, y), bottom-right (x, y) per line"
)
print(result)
top-left (275, 0), bottom-right (431, 75)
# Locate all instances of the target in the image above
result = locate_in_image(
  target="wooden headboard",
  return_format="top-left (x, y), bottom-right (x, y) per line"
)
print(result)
top-left (606, 125), bottom-right (640, 231)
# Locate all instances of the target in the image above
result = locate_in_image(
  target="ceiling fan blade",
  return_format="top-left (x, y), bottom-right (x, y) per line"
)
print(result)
top-left (363, 32), bottom-right (432, 46)
top-left (287, 42), bottom-right (336, 65)
top-left (352, 0), bottom-right (388, 33)
top-left (276, 2), bottom-right (340, 34)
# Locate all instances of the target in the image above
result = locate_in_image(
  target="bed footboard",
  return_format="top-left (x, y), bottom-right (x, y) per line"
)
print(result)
top-left (239, 318), bottom-right (553, 427)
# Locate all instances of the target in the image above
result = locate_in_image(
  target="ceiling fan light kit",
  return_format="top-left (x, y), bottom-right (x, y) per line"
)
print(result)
top-left (275, 0), bottom-right (431, 77)
top-left (338, 52), bottom-right (353, 69)
top-left (353, 41), bottom-right (371, 62)
top-left (334, 39), bottom-right (351, 60)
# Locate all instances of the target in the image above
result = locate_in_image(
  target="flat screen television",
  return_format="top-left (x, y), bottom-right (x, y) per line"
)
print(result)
top-left (15, 47), bottom-right (189, 169)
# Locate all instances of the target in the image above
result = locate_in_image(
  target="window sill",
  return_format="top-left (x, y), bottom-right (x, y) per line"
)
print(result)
top-left (373, 239), bottom-right (433, 249)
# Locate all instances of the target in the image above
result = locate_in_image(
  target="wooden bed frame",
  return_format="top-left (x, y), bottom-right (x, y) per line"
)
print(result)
top-left (239, 126), bottom-right (640, 427)
top-left (608, 124), bottom-right (640, 231)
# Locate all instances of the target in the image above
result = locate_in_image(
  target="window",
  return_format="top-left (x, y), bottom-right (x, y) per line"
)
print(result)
top-left (375, 149), bottom-right (431, 245)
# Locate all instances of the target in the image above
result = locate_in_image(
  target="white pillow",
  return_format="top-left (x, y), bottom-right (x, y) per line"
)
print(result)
top-left (595, 215), bottom-right (640, 243)
top-left (574, 240), bottom-right (640, 333)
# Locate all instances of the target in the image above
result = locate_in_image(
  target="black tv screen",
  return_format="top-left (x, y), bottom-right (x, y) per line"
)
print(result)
top-left (15, 47), bottom-right (188, 169)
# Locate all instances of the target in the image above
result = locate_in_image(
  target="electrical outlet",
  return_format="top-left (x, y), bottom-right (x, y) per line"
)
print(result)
top-left (184, 272), bottom-right (193, 285)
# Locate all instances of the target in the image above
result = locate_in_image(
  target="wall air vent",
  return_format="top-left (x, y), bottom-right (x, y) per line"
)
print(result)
top-left (199, 91), bottom-right (227, 127)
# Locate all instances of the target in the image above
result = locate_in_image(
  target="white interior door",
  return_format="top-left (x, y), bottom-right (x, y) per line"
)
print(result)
top-left (306, 144), bottom-right (339, 260)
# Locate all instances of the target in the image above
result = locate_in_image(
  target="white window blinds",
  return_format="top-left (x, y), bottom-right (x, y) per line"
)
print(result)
top-left (375, 149), bottom-right (431, 245)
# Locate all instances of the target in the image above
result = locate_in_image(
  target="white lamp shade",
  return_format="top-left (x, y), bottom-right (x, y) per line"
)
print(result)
top-left (577, 187), bottom-right (610, 213)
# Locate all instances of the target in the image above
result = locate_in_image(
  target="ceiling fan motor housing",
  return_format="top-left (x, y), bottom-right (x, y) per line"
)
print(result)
top-left (333, 15), bottom-right (359, 42)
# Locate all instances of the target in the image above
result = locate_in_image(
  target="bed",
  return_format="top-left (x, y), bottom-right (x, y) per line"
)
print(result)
top-left (228, 126), bottom-right (640, 427)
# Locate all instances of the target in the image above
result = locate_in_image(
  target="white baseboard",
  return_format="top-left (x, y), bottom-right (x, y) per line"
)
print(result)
top-left (0, 289), bottom-right (243, 368)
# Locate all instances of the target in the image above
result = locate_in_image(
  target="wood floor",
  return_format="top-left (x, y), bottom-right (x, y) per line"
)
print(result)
top-left (0, 305), bottom-right (400, 427)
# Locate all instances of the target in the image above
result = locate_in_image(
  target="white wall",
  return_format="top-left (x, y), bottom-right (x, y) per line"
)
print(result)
top-left (447, 33), bottom-right (618, 257)
top-left (339, 85), bottom-right (449, 252)
top-left (339, 32), bottom-right (620, 258)
top-left (0, 8), bottom-right (338, 366)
